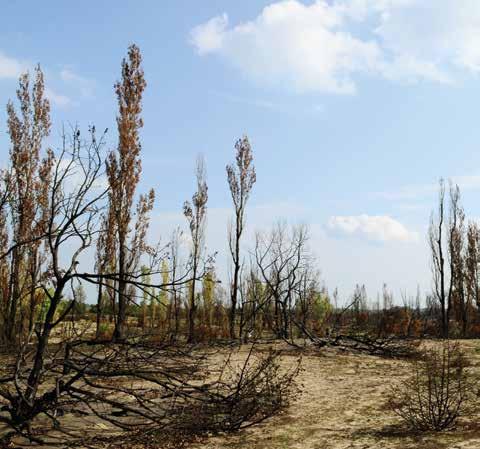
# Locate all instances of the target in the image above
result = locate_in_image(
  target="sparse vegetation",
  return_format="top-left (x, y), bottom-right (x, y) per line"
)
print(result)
top-left (388, 342), bottom-right (472, 431)
top-left (1, 35), bottom-right (480, 449)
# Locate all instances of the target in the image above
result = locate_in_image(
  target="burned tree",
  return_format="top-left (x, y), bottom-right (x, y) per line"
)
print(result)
top-left (226, 136), bottom-right (256, 339)
top-left (0, 126), bottom-right (108, 432)
top-left (94, 206), bottom-right (116, 338)
top-left (429, 179), bottom-right (450, 338)
top-left (168, 228), bottom-right (183, 340)
top-left (448, 184), bottom-right (468, 336)
top-left (0, 127), bottom-right (210, 441)
top-left (183, 156), bottom-right (208, 343)
top-left (429, 180), bottom-right (469, 338)
top-left (2, 66), bottom-right (52, 344)
top-left (106, 44), bottom-right (154, 341)
top-left (466, 222), bottom-right (480, 320)
top-left (255, 224), bottom-right (309, 340)
top-left (0, 46), bottom-right (301, 448)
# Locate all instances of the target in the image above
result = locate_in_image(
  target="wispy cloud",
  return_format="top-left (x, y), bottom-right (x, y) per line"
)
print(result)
top-left (45, 87), bottom-right (72, 108)
top-left (376, 175), bottom-right (480, 201)
top-left (60, 68), bottom-right (95, 98)
top-left (0, 51), bottom-right (94, 108)
top-left (211, 90), bottom-right (327, 117)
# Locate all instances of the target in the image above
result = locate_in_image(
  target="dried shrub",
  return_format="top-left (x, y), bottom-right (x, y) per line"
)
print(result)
top-left (388, 341), bottom-right (472, 431)
top-left (171, 346), bottom-right (300, 434)
top-left (314, 334), bottom-right (421, 360)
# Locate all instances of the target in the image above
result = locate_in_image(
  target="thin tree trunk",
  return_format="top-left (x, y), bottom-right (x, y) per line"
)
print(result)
top-left (114, 239), bottom-right (127, 341)
top-left (96, 281), bottom-right (103, 339)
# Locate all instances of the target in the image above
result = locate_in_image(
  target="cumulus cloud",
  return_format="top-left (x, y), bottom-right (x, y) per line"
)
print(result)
top-left (0, 51), bottom-right (25, 79)
top-left (190, 1), bottom-right (381, 93)
top-left (190, 14), bottom-right (228, 55)
top-left (327, 214), bottom-right (418, 242)
top-left (190, 0), bottom-right (480, 93)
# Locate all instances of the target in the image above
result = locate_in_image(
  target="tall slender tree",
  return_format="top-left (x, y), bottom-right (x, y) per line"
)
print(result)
top-left (226, 136), bottom-right (256, 339)
top-left (183, 156), bottom-right (208, 343)
top-left (4, 66), bottom-right (52, 343)
top-left (466, 222), bottom-right (480, 316)
top-left (448, 184), bottom-right (468, 336)
top-left (106, 44), bottom-right (153, 341)
top-left (429, 180), bottom-right (448, 337)
top-left (94, 206), bottom-right (116, 338)
top-left (429, 179), bottom-right (466, 338)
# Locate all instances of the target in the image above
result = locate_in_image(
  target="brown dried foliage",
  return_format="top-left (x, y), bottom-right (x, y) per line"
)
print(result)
top-left (105, 44), bottom-right (154, 341)
top-left (2, 65), bottom-right (52, 344)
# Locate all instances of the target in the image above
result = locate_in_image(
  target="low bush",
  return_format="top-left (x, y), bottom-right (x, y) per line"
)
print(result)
top-left (388, 341), bottom-right (472, 431)
top-left (171, 346), bottom-right (300, 434)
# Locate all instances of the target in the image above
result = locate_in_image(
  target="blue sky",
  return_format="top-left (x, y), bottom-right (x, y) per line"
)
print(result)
top-left (2, 0), bottom-right (480, 302)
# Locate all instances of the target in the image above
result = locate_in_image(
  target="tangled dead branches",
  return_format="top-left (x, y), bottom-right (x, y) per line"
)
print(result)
top-left (170, 345), bottom-right (300, 434)
top-left (0, 340), bottom-right (300, 446)
top-left (388, 341), bottom-right (473, 431)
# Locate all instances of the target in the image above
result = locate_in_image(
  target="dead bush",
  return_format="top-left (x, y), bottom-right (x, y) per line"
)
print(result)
top-left (388, 341), bottom-right (472, 431)
top-left (171, 346), bottom-right (300, 434)
top-left (0, 339), bottom-right (299, 445)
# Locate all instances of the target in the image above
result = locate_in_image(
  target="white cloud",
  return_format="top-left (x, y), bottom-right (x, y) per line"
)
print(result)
top-left (327, 214), bottom-right (418, 242)
top-left (0, 51), bottom-right (25, 79)
top-left (191, 0), bottom-right (480, 93)
top-left (372, 0), bottom-right (480, 74)
top-left (60, 68), bottom-right (95, 98)
top-left (45, 87), bottom-right (72, 108)
top-left (0, 54), bottom-right (91, 107)
top-left (191, 1), bottom-right (381, 94)
top-left (190, 14), bottom-right (228, 55)
top-left (60, 68), bottom-right (81, 82)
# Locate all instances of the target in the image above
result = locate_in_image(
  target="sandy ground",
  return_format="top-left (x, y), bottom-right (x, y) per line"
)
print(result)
top-left (191, 341), bottom-right (480, 449)
top-left (4, 340), bottom-right (480, 449)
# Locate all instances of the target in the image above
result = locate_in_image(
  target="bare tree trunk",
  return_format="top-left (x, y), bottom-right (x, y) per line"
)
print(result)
top-left (114, 239), bottom-right (127, 341)
top-left (6, 249), bottom-right (21, 343)
top-left (226, 137), bottom-right (256, 340)
top-left (187, 258), bottom-right (197, 343)
top-left (229, 232), bottom-right (241, 339)
top-left (429, 180), bottom-right (449, 338)
top-left (96, 282), bottom-right (103, 338)
top-left (184, 157), bottom-right (208, 344)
